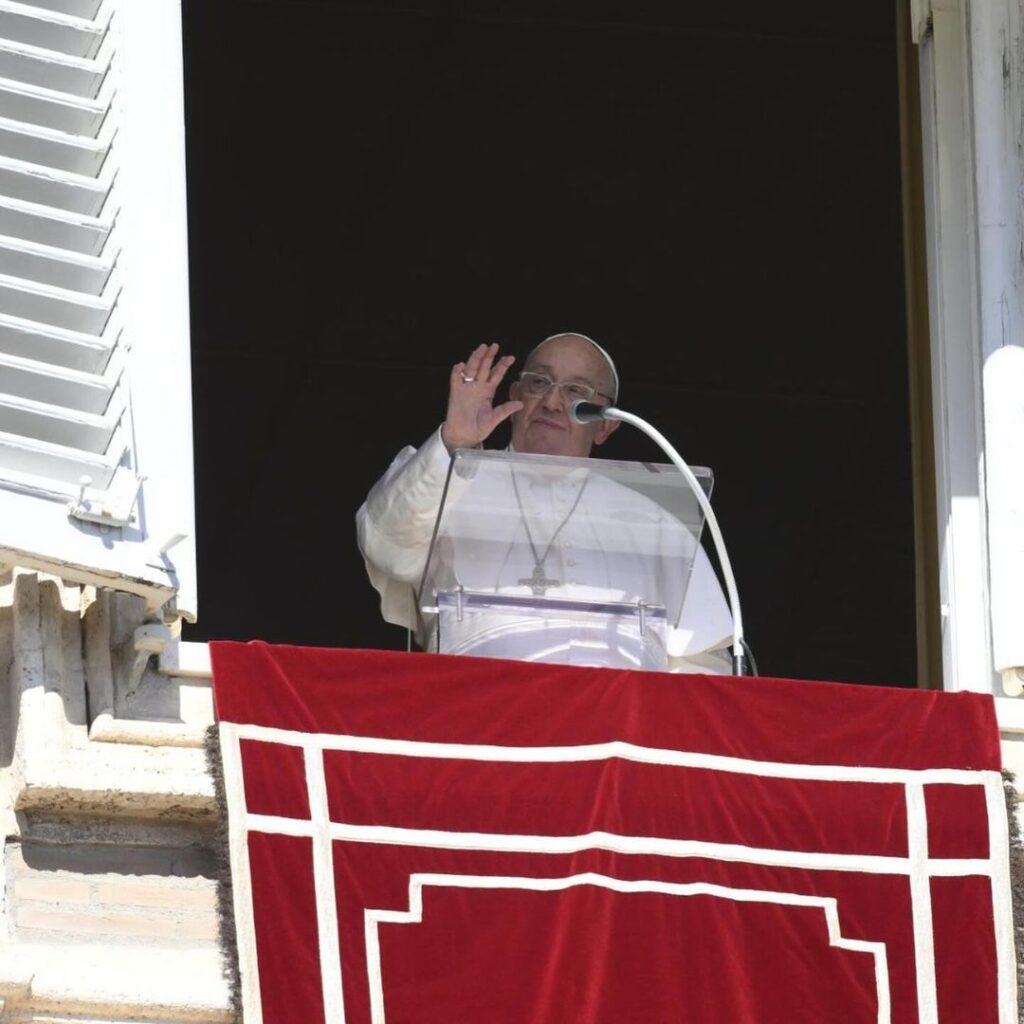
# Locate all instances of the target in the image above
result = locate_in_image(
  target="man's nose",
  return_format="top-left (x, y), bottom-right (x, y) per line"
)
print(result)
top-left (542, 383), bottom-right (566, 411)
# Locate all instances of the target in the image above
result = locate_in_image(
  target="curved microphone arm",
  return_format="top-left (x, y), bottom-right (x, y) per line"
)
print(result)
top-left (572, 401), bottom-right (747, 675)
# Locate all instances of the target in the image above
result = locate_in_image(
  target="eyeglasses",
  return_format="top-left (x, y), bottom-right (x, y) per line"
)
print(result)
top-left (518, 371), bottom-right (613, 404)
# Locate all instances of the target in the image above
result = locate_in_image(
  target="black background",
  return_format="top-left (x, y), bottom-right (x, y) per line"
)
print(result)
top-left (182, 1), bottom-right (916, 686)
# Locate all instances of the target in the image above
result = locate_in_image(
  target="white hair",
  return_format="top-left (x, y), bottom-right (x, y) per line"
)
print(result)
top-left (528, 332), bottom-right (619, 402)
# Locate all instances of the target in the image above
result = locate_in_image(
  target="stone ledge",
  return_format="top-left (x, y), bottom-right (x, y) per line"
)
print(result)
top-left (17, 746), bottom-right (215, 821)
top-left (89, 711), bottom-right (208, 748)
top-left (0, 943), bottom-right (231, 1021)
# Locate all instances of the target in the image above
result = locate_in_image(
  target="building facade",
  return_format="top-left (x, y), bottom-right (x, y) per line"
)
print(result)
top-left (0, 0), bottom-right (1021, 1019)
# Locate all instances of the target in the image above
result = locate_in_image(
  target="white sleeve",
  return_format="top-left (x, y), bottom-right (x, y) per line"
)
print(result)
top-left (665, 544), bottom-right (733, 665)
top-left (355, 427), bottom-right (451, 631)
top-left (666, 647), bottom-right (732, 675)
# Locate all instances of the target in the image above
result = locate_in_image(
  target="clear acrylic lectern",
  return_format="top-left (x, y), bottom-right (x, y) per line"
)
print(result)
top-left (417, 449), bottom-right (712, 671)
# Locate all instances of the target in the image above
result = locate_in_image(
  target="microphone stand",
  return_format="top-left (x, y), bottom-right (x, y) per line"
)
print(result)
top-left (572, 401), bottom-right (748, 676)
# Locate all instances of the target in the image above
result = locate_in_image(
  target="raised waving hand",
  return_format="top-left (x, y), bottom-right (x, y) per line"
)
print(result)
top-left (441, 343), bottom-right (523, 452)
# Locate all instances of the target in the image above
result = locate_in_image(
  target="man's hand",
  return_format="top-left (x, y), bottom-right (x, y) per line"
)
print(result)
top-left (441, 343), bottom-right (524, 453)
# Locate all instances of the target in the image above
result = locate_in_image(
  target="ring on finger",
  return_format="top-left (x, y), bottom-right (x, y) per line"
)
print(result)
top-left (461, 374), bottom-right (476, 383)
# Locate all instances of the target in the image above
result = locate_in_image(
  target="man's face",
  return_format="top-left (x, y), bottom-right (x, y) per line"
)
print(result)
top-left (509, 335), bottom-right (619, 457)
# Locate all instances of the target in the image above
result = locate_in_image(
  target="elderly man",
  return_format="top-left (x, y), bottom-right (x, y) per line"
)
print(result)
top-left (357, 333), bottom-right (733, 672)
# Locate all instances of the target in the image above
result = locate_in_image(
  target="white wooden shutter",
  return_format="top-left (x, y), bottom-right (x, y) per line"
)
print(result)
top-left (0, 0), bottom-right (196, 621)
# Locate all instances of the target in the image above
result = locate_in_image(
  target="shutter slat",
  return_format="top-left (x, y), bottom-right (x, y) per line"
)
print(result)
top-left (0, 346), bottom-right (117, 412)
top-left (0, 153), bottom-right (110, 213)
top-left (0, 114), bottom-right (109, 175)
top-left (0, 231), bottom-right (111, 291)
top-left (0, 269), bottom-right (115, 332)
top-left (0, 310), bottom-right (114, 371)
top-left (0, 193), bottom-right (110, 254)
top-left (0, 74), bottom-right (107, 135)
top-left (0, 38), bottom-right (107, 97)
top-left (0, 2), bottom-right (108, 60)
top-left (21, 2), bottom-right (103, 19)
top-left (0, 387), bottom-right (117, 449)
top-left (0, 424), bottom-right (118, 485)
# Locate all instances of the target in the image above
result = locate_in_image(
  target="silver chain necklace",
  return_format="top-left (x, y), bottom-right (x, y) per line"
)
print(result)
top-left (510, 470), bottom-right (590, 596)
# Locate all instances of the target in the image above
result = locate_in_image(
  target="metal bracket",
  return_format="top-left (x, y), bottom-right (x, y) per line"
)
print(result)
top-left (124, 621), bottom-right (173, 693)
top-left (68, 469), bottom-right (145, 528)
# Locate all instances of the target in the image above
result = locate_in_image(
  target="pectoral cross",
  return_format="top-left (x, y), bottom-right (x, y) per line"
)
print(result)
top-left (519, 564), bottom-right (560, 596)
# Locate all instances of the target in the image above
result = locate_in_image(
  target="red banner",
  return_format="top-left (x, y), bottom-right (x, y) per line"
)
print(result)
top-left (211, 642), bottom-right (1014, 1024)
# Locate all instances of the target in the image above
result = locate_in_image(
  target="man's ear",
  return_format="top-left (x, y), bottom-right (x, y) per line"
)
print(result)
top-left (509, 380), bottom-right (521, 400)
top-left (593, 418), bottom-right (620, 446)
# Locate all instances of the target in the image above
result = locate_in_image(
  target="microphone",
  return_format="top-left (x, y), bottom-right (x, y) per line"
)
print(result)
top-left (574, 401), bottom-right (749, 676)
top-left (570, 400), bottom-right (613, 423)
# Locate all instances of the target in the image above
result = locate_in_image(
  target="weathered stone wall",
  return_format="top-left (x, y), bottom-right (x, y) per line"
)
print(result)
top-left (8, 828), bottom-right (218, 946)
top-left (0, 569), bottom-right (229, 1022)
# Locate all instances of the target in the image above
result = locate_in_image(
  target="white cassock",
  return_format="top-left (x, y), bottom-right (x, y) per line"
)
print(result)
top-left (356, 428), bottom-right (734, 673)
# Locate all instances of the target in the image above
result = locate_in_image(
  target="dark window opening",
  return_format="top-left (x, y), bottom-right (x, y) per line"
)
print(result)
top-left (182, 1), bottom-right (916, 687)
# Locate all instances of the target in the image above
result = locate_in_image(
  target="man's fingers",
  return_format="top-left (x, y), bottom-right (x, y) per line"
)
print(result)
top-left (489, 354), bottom-right (516, 385)
top-left (445, 345), bottom-right (517, 449)
top-left (462, 342), bottom-right (490, 380)
top-left (450, 343), bottom-right (511, 417)
top-left (475, 342), bottom-right (500, 382)
top-left (490, 399), bottom-right (524, 427)
top-left (452, 346), bottom-right (489, 388)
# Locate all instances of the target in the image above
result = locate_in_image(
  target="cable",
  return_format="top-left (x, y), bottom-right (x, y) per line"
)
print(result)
top-left (740, 637), bottom-right (759, 677)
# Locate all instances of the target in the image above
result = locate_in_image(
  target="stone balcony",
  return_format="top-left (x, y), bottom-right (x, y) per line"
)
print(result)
top-left (0, 568), bottom-right (229, 1023)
